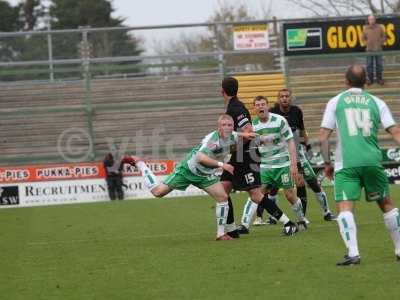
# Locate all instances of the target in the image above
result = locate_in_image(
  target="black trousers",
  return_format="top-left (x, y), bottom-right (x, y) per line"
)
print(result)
top-left (106, 174), bottom-right (124, 200)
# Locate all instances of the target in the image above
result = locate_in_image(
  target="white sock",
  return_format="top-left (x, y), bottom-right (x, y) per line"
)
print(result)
top-left (278, 214), bottom-right (290, 225)
top-left (216, 201), bottom-right (229, 237)
top-left (240, 198), bottom-right (258, 228)
top-left (337, 211), bottom-right (359, 257)
top-left (291, 198), bottom-right (305, 222)
top-left (383, 208), bottom-right (400, 256)
top-left (136, 161), bottom-right (158, 190)
top-left (315, 191), bottom-right (330, 214)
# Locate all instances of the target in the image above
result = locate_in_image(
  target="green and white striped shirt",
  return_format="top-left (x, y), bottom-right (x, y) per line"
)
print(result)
top-left (253, 113), bottom-right (294, 169)
top-left (185, 131), bottom-right (238, 176)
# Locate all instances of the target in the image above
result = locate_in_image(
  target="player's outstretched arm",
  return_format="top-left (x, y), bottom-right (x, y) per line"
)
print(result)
top-left (388, 125), bottom-right (400, 145)
top-left (196, 152), bottom-right (234, 175)
top-left (235, 123), bottom-right (256, 142)
top-left (237, 131), bottom-right (256, 140)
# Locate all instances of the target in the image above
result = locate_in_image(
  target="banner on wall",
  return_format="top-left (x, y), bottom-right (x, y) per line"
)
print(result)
top-left (0, 176), bottom-right (206, 208)
top-left (283, 16), bottom-right (399, 56)
top-left (0, 160), bottom-right (206, 209)
top-left (0, 160), bottom-right (175, 184)
top-left (3, 149), bottom-right (400, 208)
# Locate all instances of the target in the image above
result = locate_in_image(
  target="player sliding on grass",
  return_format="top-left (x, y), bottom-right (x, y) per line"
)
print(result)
top-left (320, 64), bottom-right (400, 265)
top-left (237, 96), bottom-right (307, 234)
top-left (130, 114), bottom-right (254, 240)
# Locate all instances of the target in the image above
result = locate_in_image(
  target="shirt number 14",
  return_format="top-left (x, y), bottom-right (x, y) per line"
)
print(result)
top-left (344, 108), bottom-right (372, 137)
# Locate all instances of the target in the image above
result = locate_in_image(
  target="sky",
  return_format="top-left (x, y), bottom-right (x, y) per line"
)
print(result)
top-left (111, 0), bottom-right (301, 26)
top-left (7, 0), bottom-right (305, 27)
top-left (6, 0), bottom-right (307, 54)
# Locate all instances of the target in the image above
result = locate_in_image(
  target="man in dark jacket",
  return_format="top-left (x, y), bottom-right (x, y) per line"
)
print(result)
top-left (104, 152), bottom-right (135, 200)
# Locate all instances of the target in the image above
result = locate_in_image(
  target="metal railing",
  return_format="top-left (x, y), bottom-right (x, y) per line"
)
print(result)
top-left (2, 14), bottom-right (400, 165)
top-left (0, 18), bottom-right (283, 82)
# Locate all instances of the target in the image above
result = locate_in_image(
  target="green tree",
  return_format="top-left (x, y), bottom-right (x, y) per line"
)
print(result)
top-left (22, 0), bottom-right (42, 30)
top-left (0, 1), bottom-right (47, 80)
top-left (0, 0), bottom-right (21, 31)
top-left (50, 0), bottom-right (143, 60)
top-left (0, 0), bottom-right (23, 62)
top-left (18, 0), bottom-right (48, 62)
top-left (1, 0), bottom-right (143, 80)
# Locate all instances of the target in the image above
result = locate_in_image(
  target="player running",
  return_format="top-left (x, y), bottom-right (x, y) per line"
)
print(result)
top-left (320, 64), bottom-right (400, 265)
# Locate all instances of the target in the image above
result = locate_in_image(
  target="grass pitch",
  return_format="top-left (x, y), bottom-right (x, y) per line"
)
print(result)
top-left (1, 186), bottom-right (400, 300)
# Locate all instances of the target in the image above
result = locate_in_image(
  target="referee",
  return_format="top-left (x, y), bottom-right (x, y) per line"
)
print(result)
top-left (220, 77), bottom-right (298, 237)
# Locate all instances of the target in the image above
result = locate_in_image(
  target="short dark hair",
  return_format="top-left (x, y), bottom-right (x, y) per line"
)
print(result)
top-left (221, 77), bottom-right (238, 96)
top-left (278, 88), bottom-right (292, 97)
top-left (253, 95), bottom-right (268, 105)
top-left (346, 64), bottom-right (366, 88)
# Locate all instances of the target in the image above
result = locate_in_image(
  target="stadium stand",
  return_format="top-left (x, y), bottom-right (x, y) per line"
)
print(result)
top-left (0, 73), bottom-right (224, 165)
top-left (1, 64), bottom-right (399, 166)
top-left (290, 66), bottom-right (400, 144)
top-left (236, 72), bottom-right (285, 115)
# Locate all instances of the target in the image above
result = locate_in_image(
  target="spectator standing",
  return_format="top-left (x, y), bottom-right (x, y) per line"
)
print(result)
top-left (104, 152), bottom-right (135, 201)
top-left (362, 15), bottom-right (386, 85)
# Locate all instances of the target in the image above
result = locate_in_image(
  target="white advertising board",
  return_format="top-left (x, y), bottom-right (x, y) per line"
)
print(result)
top-left (233, 24), bottom-right (269, 50)
top-left (0, 176), bottom-right (207, 208)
